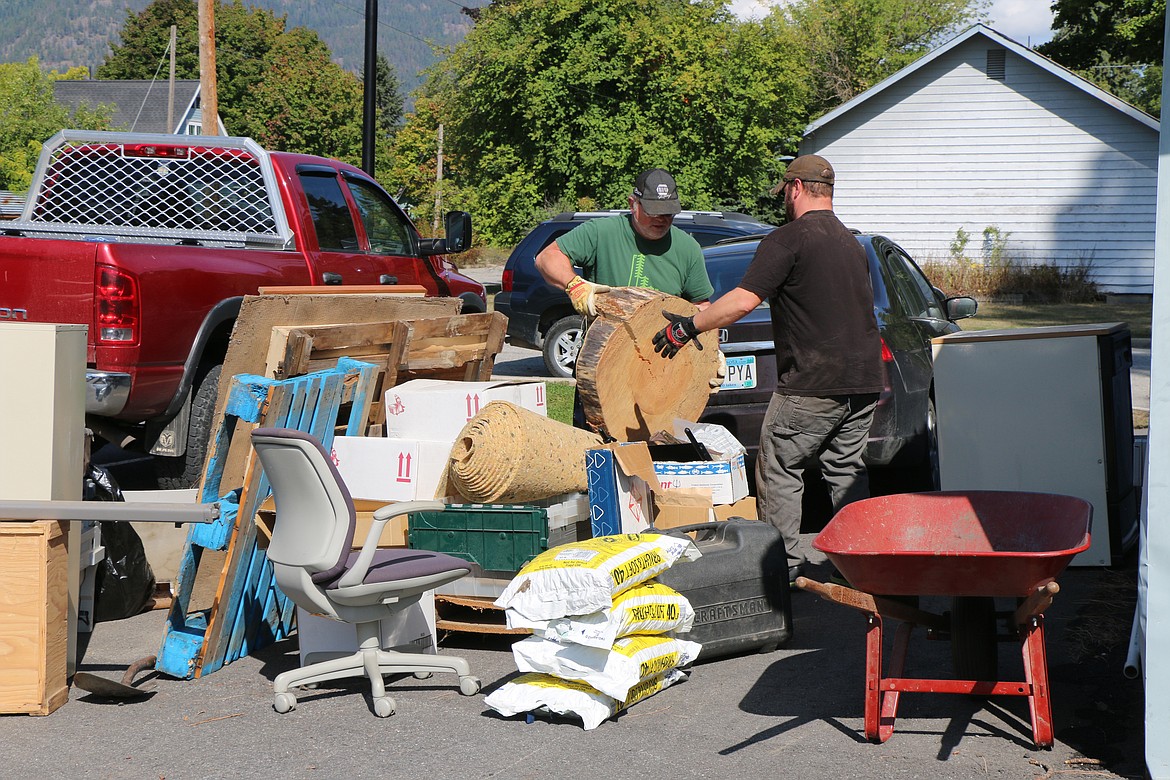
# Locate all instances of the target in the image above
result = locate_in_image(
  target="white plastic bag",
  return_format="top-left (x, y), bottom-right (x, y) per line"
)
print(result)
top-left (483, 669), bottom-right (687, 730)
top-left (493, 533), bottom-right (701, 622)
top-left (511, 633), bottom-right (701, 700)
top-left (506, 580), bottom-right (695, 648)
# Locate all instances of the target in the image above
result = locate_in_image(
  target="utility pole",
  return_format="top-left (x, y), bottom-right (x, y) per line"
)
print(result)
top-left (198, 0), bottom-right (219, 136)
top-left (167, 25), bottom-right (177, 133)
top-left (433, 124), bottom-right (444, 233)
top-left (362, 0), bottom-right (378, 174)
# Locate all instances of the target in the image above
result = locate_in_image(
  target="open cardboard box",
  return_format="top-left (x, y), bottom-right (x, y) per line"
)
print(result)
top-left (587, 441), bottom-right (759, 535)
top-left (652, 490), bottom-right (758, 530)
top-left (256, 495), bottom-right (409, 548)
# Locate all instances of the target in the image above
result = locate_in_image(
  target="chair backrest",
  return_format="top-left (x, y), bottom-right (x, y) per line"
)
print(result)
top-left (250, 428), bottom-right (356, 582)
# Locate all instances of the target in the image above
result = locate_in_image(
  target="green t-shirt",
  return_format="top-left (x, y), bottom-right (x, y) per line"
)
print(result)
top-left (555, 215), bottom-right (714, 302)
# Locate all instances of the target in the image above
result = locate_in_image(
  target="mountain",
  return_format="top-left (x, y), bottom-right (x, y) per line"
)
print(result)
top-left (0, 0), bottom-right (480, 94)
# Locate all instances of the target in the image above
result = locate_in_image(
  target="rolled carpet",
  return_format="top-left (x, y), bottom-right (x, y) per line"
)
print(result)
top-left (449, 401), bottom-right (603, 503)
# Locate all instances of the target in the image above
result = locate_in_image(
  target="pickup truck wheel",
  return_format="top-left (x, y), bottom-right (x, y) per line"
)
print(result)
top-left (542, 316), bottom-right (584, 379)
top-left (156, 364), bottom-right (221, 490)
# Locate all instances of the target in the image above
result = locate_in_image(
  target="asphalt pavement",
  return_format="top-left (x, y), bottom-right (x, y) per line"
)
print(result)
top-left (0, 549), bottom-right (1145, 779)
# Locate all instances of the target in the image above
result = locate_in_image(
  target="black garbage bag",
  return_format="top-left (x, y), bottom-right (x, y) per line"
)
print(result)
top-left (85, 464), bottom-right (157, 622)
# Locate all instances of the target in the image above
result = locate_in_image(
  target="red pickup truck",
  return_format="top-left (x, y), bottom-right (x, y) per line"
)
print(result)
top-left (0, 130), bottom-right (487, 487)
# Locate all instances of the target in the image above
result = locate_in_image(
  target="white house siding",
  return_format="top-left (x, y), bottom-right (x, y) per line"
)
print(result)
top-left (800, 34), bottom-right (1159, 295)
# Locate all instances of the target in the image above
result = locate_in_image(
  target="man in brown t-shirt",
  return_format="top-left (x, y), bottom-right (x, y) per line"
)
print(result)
top-left (653, 155), bottom-right (883, 583)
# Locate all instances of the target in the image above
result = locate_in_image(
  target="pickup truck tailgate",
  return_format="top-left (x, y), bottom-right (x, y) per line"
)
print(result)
top-left (0, 236), bottom-right (96, 329)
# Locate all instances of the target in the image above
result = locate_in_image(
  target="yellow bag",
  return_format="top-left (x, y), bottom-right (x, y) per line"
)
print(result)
top-left (493, 533), bottom-right (701, 622)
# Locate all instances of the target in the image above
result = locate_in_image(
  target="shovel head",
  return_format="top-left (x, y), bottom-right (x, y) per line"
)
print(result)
top-left (73, 655), bottom-right (157, 699)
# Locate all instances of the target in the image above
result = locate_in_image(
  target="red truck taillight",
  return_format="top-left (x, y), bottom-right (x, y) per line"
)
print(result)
top-left (502, 268), bottom-right (514, 293)
top-left (95, 265), bottom-right (140, 344)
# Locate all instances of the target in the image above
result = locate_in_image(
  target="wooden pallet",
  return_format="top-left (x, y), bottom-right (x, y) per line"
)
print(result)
top-left (434, 595), bottom-right (529, 637)
top-left (156, 358), bottom-right (378, 679)
top-left (266, 311), bottom-right (507, 430)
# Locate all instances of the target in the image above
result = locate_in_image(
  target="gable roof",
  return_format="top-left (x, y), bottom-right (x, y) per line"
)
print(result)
top-left (805, 24), bottom-right (1159, 135)
top-left (53, 79), bottom-right (202, 134)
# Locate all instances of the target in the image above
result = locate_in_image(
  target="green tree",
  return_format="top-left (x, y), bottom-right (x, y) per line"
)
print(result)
top-left (1038, 0), bottom-right (1164, 116)
top-left (407, 0), bottom-right (809, 245)
top-left (98, 0), bottom-right (360, 146)
top-left (382, 95), bottom-right (461, 234)
top-left (363, 53), bottom-right (405, 140)
top-left (235, 27), bottom-right (364, 161)
top-left (783, 0), bottom-right (986, 118)
top-left (0, 57), bottom-right (111, 190)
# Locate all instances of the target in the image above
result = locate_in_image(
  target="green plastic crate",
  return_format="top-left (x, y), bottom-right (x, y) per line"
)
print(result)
top-left (407, 505), bottom-right (551, 572)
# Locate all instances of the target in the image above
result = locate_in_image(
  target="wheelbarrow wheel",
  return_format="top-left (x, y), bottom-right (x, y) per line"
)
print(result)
top-left (950, 596), bottom-right (998, 682)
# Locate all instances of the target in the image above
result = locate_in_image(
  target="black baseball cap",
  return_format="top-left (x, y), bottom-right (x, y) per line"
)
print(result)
top-left (633, 168), bottom-right (681, 216)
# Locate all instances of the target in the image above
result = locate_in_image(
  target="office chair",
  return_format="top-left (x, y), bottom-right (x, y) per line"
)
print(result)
top-left (250, 427), bottom-right (481, 717)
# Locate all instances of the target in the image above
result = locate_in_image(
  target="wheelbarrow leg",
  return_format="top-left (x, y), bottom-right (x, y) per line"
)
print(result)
top-left (1020, 614), bottom-right (1054, 748)
top-left (879, 621), bottom-right (913, 742)
top-left (864, 614), bottom-right (883, 741)
top-left (1016, 582), bottom-right (1059, 749)
top-left (864, 613), bottom-right (913, 743)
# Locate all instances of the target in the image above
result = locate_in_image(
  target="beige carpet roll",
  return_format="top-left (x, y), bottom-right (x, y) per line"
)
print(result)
top-left (449, 401), bottom-right (604, 503)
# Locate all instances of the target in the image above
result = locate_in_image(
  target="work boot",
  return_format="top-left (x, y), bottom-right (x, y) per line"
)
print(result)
top-left (787, 563), bottom-right (804, 587)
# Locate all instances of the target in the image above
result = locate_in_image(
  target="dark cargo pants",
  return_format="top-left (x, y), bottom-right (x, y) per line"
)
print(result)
top-left (755, 392), bottom-right (879, 567)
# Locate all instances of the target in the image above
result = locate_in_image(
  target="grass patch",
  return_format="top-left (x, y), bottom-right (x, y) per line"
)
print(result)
top-left (455, 245), bottom-right (511, 268)
top-left (547, 382), bottom-right (575, 425)
top-left (965, 301), bottom-right (1152, 341)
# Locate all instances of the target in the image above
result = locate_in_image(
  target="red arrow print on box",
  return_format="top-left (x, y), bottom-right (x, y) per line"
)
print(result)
top-left (465, 393), bottom-right (481, 419)
top-left (396, 452), bottom-right (413, 483)
top-left (536, 385), bottom-right (545, 407)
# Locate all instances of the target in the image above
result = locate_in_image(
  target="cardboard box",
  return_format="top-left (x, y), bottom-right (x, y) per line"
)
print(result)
top-left (585, 442), bottom-right (657, 536)
top-left (295, 593), bottom-right (437, 666)
top-left (653, 488), bottom-right (715, 530)
top-left (0, 520), bottom-right (69, 715)
top-left (714, 497), bottom-right (758, 522)
top-left (384, 379), bottom-right (547, 441)
top-left (654, 451), bottom-right (749, 505)
top-left (330, 435), bottom-right (452, 502)
top-left (652, 492), bottom-right (759, 529)
top-left (257, 496), bottom-right (412, 547)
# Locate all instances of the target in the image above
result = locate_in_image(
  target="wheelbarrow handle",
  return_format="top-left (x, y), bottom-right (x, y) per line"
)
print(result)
top-left (1014, 581), bottom-right (1060, 626)
top-left (794, 577), bottom-right (948, 631)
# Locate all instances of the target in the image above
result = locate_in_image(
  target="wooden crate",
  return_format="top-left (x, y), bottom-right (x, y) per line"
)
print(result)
top-left (0, 520), bottom-right (69, 715)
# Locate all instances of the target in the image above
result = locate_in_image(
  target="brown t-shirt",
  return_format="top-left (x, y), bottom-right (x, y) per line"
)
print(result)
top-left (738, 210), bottom-right (883, 396)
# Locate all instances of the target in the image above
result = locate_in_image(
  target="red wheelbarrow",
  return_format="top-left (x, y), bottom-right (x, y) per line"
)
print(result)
top-left (795, 490), bottom-right (1091, 748)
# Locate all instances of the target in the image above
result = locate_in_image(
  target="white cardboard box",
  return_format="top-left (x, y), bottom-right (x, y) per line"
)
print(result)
top-left (330, 436), bottom-right (452, 501)
top-left (384, 379), bottom-right (547, 441)
top-left (654, 452), bottom-right (749, 505)
top-left (295, 593), bottom-right (437, 666)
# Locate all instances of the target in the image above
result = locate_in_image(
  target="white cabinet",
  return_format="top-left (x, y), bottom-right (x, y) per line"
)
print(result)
top-left (932, 323), bottom-right (1138, 567)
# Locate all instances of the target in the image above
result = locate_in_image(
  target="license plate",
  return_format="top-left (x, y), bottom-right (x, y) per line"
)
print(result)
top-left (722, 355), bottom-right (757, 390)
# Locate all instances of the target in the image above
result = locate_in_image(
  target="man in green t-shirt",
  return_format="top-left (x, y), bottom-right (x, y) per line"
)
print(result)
top-left (535, 168), bottom-right (715, 314)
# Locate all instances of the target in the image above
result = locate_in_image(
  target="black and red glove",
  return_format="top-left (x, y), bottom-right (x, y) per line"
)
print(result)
top-left (653, 310), bottom-right (703, 358)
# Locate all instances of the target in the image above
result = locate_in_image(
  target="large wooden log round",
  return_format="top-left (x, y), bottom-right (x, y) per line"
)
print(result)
top-left (576, 287), bottom-right (718, 441)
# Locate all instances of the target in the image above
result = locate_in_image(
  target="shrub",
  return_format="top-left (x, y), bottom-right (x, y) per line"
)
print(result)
top-left (926, 225), bottom-right (1099, 303)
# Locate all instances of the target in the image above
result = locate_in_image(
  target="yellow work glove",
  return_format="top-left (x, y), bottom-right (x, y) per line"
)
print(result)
top-left (710, 350), bottom-right (727, 392)
top-left (565, 275), bottom-right (611, 317)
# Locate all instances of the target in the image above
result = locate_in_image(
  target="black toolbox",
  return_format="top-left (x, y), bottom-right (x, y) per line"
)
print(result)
top-left (657, 518), bottom-right (792, 659)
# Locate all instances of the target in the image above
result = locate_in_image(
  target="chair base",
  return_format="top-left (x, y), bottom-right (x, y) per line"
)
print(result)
top-left (274, 621), bottom-right (480, 717)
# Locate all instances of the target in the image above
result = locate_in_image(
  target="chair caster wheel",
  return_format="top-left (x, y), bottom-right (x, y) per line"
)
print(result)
top-left (413, 671), bottom-right (433, 680)
top-left (373, 696), bottom-right (396, 718)
top-left (459, 676), bottom-right (482, 696)
top-left (274, 692), bottom-right (297, 713)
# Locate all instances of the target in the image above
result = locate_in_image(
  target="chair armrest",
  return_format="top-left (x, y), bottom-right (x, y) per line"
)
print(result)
top-left (338, 500), bottom-right (447, 588)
